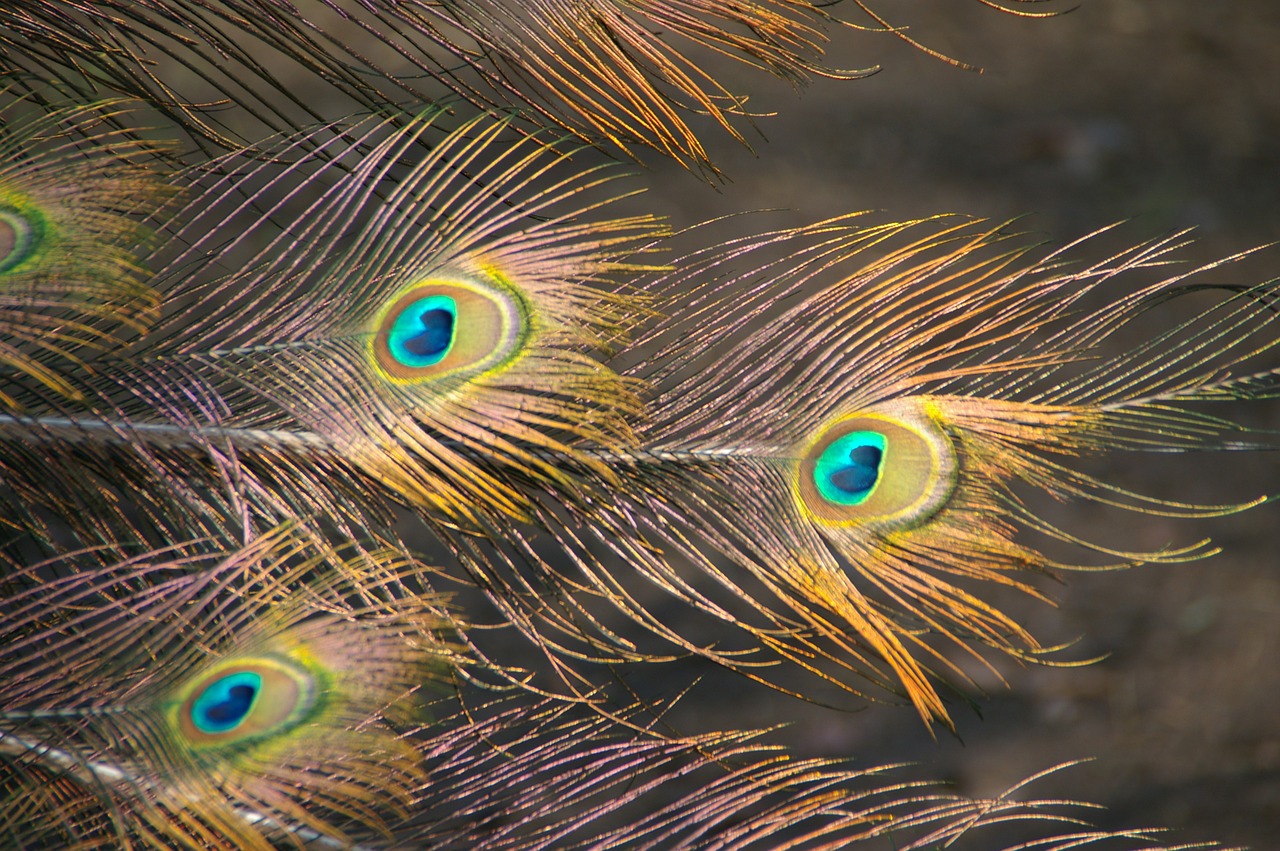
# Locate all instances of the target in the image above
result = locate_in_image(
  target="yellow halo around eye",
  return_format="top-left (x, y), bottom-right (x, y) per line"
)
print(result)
top-left (370, 275), bottom-right (529, 385)
top-left (796, 404), bottom-right (956, 530)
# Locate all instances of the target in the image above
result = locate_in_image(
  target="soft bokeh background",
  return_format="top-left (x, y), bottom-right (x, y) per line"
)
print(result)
top-left (597, 1), bottom-right (1280, 847)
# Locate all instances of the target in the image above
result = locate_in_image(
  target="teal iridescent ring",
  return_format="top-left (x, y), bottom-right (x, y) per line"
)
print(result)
top-left (812, 430), bottom-right (886, 506)
top-left (386, 294), bottom-right (457, 369)
top-left (796, 407), bottom-right (957, 529)
top-left (372, 277), bottom-right (527, 384)
top-left (190, 671), bottom-right (263, 734)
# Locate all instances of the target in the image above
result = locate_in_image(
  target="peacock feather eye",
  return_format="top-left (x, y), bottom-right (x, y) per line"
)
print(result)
top-left (0, 201), bottom-right (44, 276)
top-left (371, 276), bottom-right (529, 384)
top-left (175, 656), bottom-right (315, 748)
top-left (796, 405), bottom-right (957, 529)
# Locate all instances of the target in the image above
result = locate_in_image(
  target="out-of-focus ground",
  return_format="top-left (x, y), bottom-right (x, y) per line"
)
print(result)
top-left (605, 2), bottom-right (1280, 848)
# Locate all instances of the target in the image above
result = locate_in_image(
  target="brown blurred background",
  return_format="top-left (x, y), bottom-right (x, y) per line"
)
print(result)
top-left (607, 2), bottom-right (1280, 847)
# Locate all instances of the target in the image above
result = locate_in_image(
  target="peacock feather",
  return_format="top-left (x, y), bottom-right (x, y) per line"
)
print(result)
top-left (1, 0), bottom-right (1070, 173)
top-left (0, 523), bottom-right (457, 849)
top-left (0, 94), bottom-right (173, 404)
top-left (0, 1), bottom-right (1272, 847)
top-left (2, 100), bottom-right (1276, 726)
top-left (5, 523), bottom-right (1214, 850)
top-left (0, 103), bottom-right (664, 557)
top-left (609, 216), bottom-right (1279, 724)
top-left (422, 215), bottom-right (1280, 725)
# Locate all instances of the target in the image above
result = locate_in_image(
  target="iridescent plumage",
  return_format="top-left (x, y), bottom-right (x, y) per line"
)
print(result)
top-left (0, 96), bottom-right (173, 403)
top-left (0, 3), bottom-right (1269, 847)
top-left (4, 527), bottom-right (1203, 850)
top-left (2, 113), bottom-right (1276, 729)
top-left (0, 525), bottom-right (455, 849)
top-left (457, 216), bottom-right (1280, 725)
top-left (0, 107), bottom-right (658, 543)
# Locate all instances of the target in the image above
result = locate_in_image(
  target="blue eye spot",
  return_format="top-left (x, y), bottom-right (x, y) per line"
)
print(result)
top-left (813, 431), bottom-right (887, 506)
top-left (388, 295), bottom-right (457, 367)
top-left (191, 671), bottom-right (262, 734)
